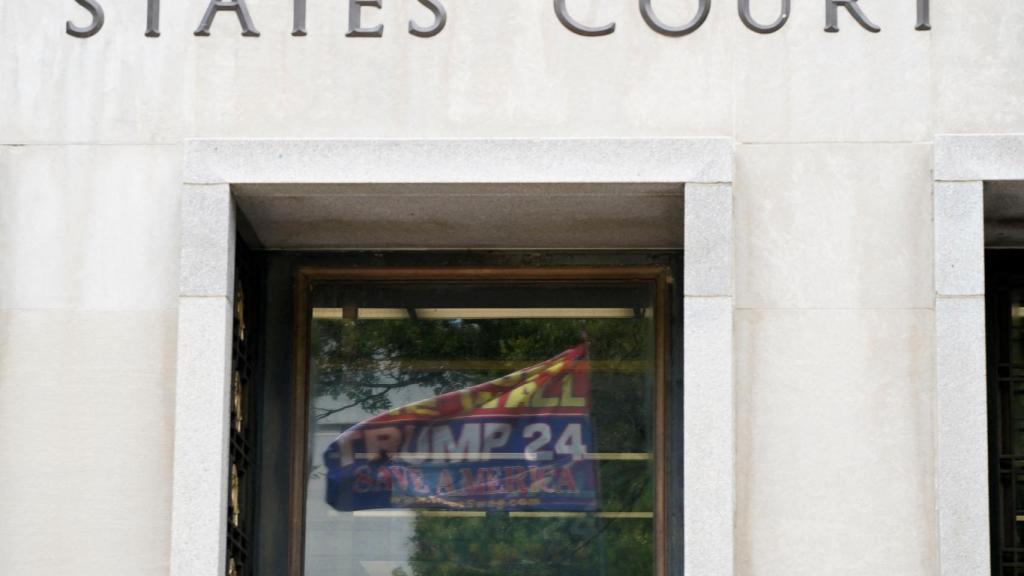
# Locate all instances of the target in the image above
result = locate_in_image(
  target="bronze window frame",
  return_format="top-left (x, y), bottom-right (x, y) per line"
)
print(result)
top-left (286, 264), bottom-right (674, 576)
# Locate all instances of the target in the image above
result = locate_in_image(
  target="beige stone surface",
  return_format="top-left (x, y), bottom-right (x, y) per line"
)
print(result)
top-left (735, 143), bottom-right (934, 309)
top-left (734, 0), bottom-right (931, 143)
top-left (179, 184), bottom-right (234, 298)
top-left (935, 296), bottom-right (990, 576)
top-left (0, 145), bottom-right (183, 311)
top-left (4, 0), bottom-right (1023, 573)
top-left (182, 0), bottom-right (734, 139)
top-left (184, 138), bottom-right (732, 184)
top-left (934, 181), bottom-right (984, 296)
top-left (169, 297), bottom-right (233, 576)
top-left (735, 308), bottom-right (937, 576)
top-left (0, 1), bottom-right (190, 143)
top-left (934, 1), bottom-right (1024, 133)
top-left (684, 296), bottom-right (734, 576)
top-left (0, 0), bottom-right (733, 142)
top-left (684, 183), bottom-right (733, 296)
top-left (0, 309), bottom-right (177, 576)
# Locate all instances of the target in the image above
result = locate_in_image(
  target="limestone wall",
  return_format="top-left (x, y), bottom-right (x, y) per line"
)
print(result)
top-left (2, 1), bottom-right (1021, 574)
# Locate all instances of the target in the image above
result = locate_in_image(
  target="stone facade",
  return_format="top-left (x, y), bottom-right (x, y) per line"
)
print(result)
top-left (2, 1), bottom-right (1020, 574)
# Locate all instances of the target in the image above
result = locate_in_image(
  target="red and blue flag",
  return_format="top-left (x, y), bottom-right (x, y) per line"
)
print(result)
top-left (324, 343), bottom-right (598, 512)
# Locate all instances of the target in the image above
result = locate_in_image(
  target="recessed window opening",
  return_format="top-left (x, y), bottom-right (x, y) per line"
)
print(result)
top-left (984, 181), bottom-right (1024, 575)
top-left (294, 269), bottom-right (675, 576)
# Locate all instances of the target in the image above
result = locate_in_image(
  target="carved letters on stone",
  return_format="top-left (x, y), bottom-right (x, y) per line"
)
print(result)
top-left (65, 0), bottom-right (930, 38)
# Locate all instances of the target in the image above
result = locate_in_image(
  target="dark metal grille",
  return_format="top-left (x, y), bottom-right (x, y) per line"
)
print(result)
top-left (987, 250), bottom-right (1024, 575)
top-left (227, 237), bottom-right (262, 576)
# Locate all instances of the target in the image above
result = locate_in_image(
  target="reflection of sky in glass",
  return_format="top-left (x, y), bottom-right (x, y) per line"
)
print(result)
top-left (306, 430), bottom-right (418, 576)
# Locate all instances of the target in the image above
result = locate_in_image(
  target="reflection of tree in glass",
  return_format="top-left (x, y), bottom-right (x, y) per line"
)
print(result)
top-left (405, 469), bottom-right (653, 576)
top-left (311, 317), bottom-right (655, 575)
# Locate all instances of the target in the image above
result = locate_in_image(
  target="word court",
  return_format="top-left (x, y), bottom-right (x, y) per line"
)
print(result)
top-left (66, 0), bottom-right (933, 39)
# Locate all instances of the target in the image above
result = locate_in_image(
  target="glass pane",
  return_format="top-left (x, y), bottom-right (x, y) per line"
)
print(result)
top-left (304, 281), bottom-right (658, 576)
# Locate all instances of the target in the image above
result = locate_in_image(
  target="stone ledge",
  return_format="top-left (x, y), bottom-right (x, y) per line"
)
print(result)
top-left (935, 134), bottom-right (1024, 181)
top-left (184, 138), bottom-right (734, 185)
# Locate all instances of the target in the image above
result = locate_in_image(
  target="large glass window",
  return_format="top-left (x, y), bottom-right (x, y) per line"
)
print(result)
top-left (295, 269), bottom-right (671, 576)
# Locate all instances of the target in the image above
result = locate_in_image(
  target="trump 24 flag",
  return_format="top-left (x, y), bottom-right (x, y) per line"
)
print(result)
top-left (323, 343), bottom-right (598, 512)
